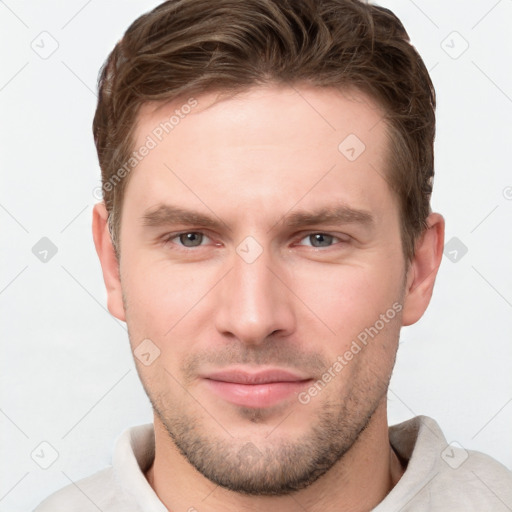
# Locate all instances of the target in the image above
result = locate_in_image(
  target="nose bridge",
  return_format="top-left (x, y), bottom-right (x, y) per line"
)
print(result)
top-left (234, 249), bottom-right (274, 309)
top-left (213, 243), bottom-right (295, 344)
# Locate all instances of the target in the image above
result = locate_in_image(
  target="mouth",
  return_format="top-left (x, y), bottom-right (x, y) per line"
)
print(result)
top-left (201, 368), bottom-right (313, 408)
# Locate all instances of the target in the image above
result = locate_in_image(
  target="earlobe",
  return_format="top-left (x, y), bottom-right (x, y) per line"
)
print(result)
top-left (401, 213), bottom-right (445, 326)
top-left (92, 202), bottom-right (126, 322)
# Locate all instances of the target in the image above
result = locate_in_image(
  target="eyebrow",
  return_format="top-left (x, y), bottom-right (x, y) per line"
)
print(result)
top-left (141, 203), bottom-right (375, 231)
top-left (142, 205), bottom-right (225, 230)
top-left (283, 205), bottom-right (374, 230)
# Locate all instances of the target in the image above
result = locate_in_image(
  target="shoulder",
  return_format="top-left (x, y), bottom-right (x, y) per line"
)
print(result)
top-left (382, 416), bottom-right (512, 511)
top-left (33, 466), bottom-right (142, 511)
top-left (430, 447), bottom-right (512, 509)
top-left (34, 423), bottom-right (159, 511)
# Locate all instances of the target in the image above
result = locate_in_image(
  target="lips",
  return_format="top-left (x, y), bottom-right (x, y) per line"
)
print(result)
top-left (201, 368), bottom-right (312, 408)
top-left (205, 368), bottom-right (309, 384)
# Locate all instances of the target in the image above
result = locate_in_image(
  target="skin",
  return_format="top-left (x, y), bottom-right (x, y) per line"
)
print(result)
top-left (93, 84), bottom-right (444, 511)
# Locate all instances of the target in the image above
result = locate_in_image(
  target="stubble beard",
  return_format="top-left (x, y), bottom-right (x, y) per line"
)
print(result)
top-left (145, 374), bottom-right (389, 496)
top-left (123, 290), bottom-right (402, 496)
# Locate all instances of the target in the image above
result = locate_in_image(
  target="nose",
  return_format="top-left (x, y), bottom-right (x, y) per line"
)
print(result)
top-left (213, 245), bottom-right (296, 346)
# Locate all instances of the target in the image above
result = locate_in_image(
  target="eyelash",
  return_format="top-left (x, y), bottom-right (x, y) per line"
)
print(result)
top-left (162, 231), bottom-right (349, 250)
top-left (162, 232), bottom-right (215, 248)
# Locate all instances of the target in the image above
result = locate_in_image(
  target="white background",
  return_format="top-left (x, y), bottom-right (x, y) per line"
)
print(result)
top-left (1, 1), bottom-right (511, 510)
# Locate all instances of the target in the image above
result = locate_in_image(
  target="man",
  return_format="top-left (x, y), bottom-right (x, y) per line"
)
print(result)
top-left (35, 0), bottom-right (512, 510)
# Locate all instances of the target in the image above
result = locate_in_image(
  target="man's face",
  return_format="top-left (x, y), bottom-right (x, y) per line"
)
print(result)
top-left (117, 85), bottom-right (408, 494)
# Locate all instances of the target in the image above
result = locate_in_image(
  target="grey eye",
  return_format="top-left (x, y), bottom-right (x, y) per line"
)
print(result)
top-left (179, 232), bottom-right (204, 247)
top-left (309, 233), bottom-right (335, 247)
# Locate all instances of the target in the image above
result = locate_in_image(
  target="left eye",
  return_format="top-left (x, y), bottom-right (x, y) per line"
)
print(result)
top-left (297, 233), bottom-right (342, 248)
top-left (168, 232), bottom-right (210, 248)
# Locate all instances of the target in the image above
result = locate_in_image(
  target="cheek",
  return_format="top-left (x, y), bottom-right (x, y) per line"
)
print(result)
top-left (292, 261), bottom-right (403, 343)
top-left (297, 264), bottom-right (403, 397)
top-left (121, 256), bottom-right (216, 340)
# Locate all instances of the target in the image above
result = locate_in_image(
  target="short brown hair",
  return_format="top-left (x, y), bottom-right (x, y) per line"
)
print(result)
top-left (93, 0), bottom-right (435, 263)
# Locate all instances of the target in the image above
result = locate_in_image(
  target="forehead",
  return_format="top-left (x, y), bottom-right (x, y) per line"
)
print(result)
top-left (126, 84), bottom-right (394, 222)
top-left (136, 84), bottom-right (387, 150)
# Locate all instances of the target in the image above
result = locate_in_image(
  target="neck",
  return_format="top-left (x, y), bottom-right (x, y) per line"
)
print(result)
top-left (146, 401), bottom-right (405, 512)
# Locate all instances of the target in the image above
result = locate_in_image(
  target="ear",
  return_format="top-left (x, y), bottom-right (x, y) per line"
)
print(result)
top-left (92, 202), bottom-right (126, 322)
top-left (401, 213), bottom-right (445, 326)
